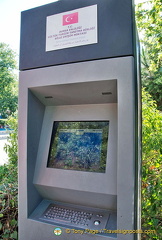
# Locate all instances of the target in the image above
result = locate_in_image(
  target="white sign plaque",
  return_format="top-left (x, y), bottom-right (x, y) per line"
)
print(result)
top-left (46, 5), bottom-right (98, 51)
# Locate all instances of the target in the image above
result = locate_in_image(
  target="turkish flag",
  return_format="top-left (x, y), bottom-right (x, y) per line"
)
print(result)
top-left (63, 12), bottom-right (78, 26)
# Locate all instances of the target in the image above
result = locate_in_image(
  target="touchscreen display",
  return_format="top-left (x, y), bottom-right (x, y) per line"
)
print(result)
top-left (47, 121), bottom-right (109, 173)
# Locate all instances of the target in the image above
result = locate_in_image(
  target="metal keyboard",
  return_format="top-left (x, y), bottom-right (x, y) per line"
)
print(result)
top-left (40, 203), bottom-right (110, 229)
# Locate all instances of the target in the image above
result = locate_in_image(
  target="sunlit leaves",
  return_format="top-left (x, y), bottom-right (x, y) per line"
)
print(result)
top-left (0, 43), bottom-right (18, 118)
top-left (142, 89), bottom-right (162, 239)
top-left (136, 0), bottom-right (162, 110)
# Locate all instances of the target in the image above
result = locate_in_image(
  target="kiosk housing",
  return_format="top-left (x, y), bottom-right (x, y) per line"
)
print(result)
top-left (18, 0), bottom-right (141, 239)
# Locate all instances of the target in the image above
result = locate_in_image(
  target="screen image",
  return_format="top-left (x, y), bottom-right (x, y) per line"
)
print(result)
top-left (47, 121), bottom-right (109, 173)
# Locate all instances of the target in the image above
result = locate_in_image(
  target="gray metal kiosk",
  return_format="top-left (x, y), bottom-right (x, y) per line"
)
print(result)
top-left (18, 0), bottom-right (141, 239)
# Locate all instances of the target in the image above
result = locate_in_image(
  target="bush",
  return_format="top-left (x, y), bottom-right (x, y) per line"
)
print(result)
top-left (141, 89), bottom-right (162, 240)
top-left (0, 113), bottom-right (18, 240)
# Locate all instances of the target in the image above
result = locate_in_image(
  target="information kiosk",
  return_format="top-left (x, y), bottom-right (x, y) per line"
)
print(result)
top-left (18, 0), bottom-right (141, 239)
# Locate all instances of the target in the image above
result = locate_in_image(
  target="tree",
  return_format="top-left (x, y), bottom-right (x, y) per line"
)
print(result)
top-left (141, 89), bottom-right (162, 240)
top-left (0, 43), bottom-right (18, 118)
top-left (136, 0), bottom-right (162, 110)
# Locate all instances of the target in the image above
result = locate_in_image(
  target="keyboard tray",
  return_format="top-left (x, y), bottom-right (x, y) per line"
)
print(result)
top-left (40, 202), bottom-right (110, 230)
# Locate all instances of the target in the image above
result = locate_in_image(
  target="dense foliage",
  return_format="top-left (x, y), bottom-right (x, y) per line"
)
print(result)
top-left (136, 1), bottom-right (162, 238)
top-left (136, 0), bottom-right (162, 110)
top-left (141, 89), bottom-right (162, 240)
top-left (0, 114), bottom-right (18, 240)
top-left (0, 43), bottom-right (18, 118)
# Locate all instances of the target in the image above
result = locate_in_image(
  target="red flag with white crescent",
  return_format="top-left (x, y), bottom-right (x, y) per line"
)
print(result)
top-left (63, 12), bottom-right (78, 25)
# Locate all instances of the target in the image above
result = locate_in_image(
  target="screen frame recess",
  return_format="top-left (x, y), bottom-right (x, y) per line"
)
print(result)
top-left (33, 104), bottom-right (117, 196)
